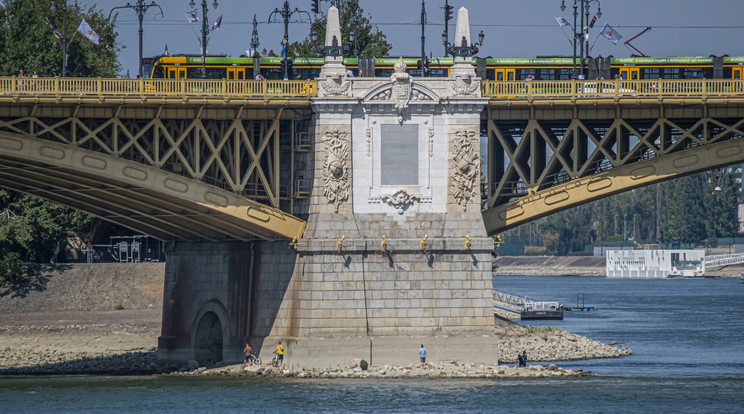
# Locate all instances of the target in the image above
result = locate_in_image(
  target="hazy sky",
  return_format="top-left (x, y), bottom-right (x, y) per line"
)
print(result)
top-left (77, 0), bottom-right (744, 76)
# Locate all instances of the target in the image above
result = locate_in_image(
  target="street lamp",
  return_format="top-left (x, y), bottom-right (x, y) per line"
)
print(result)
top-left (51, 0), bottom-right (79, 77)
top-left (443, 30), bottom-right (484, 58)
top-left (189, 0), bottom-right (219, 79)
top-left (560, 0), bottom-right (601, 79)
top-left (269, 1), bottom-right (311, 81)
top-left (109, 1), bottom-right (164, 79)
top-left (311, 30), bottom-right (348, 58)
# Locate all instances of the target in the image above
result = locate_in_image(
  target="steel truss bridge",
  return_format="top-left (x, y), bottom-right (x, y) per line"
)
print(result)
top-left (2, 77), bottom-right (744, 239)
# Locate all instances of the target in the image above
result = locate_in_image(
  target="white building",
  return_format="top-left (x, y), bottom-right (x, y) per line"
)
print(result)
top-left (606, 249), bottom-right (705, 278)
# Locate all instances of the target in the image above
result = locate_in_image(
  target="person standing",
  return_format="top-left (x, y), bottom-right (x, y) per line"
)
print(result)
top-left (276, 341), bottom-right (284, 366)
top-left (419, 344), bottom-right (426, 368)
top-left (243, 343), bottom-right (253, 367)
top-left (518, 350), bottom-right (527, 368)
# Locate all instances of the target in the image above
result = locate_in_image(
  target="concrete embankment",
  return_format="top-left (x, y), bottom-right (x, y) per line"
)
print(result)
top-left (493, 256), bottom-right (606, 276)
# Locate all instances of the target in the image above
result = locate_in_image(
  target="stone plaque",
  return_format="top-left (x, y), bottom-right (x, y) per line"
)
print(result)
top-left (381, 124), bottom-right (419, 185)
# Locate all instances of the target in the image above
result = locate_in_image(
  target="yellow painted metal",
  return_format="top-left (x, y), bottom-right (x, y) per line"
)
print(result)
top-left (482, 79), bottom-right (744, 100)
top-left (483, 138), bottom-right (744, 235)
top-left (0, 132), bottom-right (306, 241)
top-left (0, 77), bottom-right (317, 100)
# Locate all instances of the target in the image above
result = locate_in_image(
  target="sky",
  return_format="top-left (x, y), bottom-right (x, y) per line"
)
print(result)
top-left (78, 0), bottom-right (744, 77)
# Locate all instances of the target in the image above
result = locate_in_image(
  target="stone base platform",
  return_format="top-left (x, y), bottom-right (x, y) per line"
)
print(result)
top-left (261, 335), bottom-right (502, 369)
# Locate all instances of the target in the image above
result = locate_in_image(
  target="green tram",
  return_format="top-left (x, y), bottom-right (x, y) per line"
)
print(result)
top-left (143, 54), bottom-right (744, 81)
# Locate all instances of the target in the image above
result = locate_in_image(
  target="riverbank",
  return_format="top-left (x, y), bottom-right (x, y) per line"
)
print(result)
top-left (0, 263), bottom-right (629, 377)
top-left (493, 255), bottom-right (744, 277)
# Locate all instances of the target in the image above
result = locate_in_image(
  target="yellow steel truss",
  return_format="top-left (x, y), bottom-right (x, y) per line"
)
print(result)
top-left (484, 100), bottom-right (744, 234)
top-left (0, 99), bottom-right (309, 241)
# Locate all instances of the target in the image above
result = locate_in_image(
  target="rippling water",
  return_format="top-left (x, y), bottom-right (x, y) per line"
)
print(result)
top-left (1, 276), bottom-right (742, 413)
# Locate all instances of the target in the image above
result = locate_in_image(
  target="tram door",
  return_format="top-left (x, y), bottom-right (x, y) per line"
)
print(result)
top-left (167, 67), bottom-right (187, 79)
top-left (494, 68), bottom-right (515, 81)
top-left (732, 67), bottom-right (744, 79)
top-left (619, 67), bottom-right (639, 80)
top-left (226, 67), bottom-right (245, 80)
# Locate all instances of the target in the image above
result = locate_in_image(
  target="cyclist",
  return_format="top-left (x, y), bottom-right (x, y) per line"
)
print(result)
top-left (275, 341), bottom-right (284, 366)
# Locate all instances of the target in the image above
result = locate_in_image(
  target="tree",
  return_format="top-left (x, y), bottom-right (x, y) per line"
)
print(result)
top-left (289, 0), bottom-right (391, 59)
top-left (0, 0), bottom-right (122, 282)
top-left (0, 0), bottom-right (120, 77)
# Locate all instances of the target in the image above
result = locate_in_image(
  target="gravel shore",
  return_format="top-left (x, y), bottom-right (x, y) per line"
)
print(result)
top-left (0, 263), bottom-right (631, 378)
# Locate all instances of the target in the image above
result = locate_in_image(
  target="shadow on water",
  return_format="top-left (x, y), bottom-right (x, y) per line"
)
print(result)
top-left (0, 264), bottom-right (72, 299)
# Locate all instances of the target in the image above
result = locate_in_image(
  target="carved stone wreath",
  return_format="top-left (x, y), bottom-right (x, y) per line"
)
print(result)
top-left (319, 71), bottom-right (351, 96)
top-left (449, 71), bottom-right (480, 97)
top-left (381, 189), bottom-right (419, 215)
top-left (452, 130), bottom-right (479, 211)
top-left (322, 130), bottom-right (350, 212)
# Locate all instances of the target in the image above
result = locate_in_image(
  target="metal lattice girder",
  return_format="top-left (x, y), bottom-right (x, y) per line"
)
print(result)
top-left (0, 100), bottom-right (310, 242)
top-left (484, 100), bottom-right (744, 234)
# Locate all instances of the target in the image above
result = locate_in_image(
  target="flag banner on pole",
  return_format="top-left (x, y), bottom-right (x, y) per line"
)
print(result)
top-left (210, 13), bottom-right (223, 32)
top-left (555, 16), bottom-right (570, 27)
top-left (77, 19), bottom-right (100, 45)
top-left (599, 23), bottom-right (622, 45)
top-left (185, 9), bottom-right (199, 23)
top-left (589, 15), bottom-right (597, 28)
top-left (48, 20), bottom-right (63, 39)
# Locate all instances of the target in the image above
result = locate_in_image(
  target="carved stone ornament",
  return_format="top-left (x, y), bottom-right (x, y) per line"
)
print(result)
top-left (452, 130), bottom-right (479, 210)
top-left (390, 58), bottom-right (412, 123)
top-left (449, 71), bottom-right (480, 97)
top-left (322, 130), bottom-right (350, 212)
top-left (381, 189), bottom-right (419, 214)
top-left (320, 71), bottom-right (351, 96)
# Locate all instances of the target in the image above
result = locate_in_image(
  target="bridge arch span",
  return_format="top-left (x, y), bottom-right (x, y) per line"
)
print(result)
top-left (483, 138), bottom-right (744, 234)
top-left (0, 132), bottom-right (305, 241)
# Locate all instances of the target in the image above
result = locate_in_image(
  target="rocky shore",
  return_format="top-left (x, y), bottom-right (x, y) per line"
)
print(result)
top-left (0, 263), bottom-right (630, 378)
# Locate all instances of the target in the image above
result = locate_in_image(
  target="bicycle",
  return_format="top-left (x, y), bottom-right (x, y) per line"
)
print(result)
top-left (271, 351), bottom-right (281, 367)
top-left (244, 354), bottom-right (261, 366)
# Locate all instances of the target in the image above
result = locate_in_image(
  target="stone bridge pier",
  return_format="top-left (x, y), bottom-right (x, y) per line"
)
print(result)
top-left (158, 7), bottom-right (499, 367)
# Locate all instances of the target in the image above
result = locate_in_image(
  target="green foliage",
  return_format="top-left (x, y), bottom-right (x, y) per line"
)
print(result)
top-left (288, 0), bottom-right (391, 59)
top-left (0, 0), bottom-right (121, 77)
top-left (114, 304), bottom-right (125, 310)
top-left (0, 252), bottom-right (25, 284)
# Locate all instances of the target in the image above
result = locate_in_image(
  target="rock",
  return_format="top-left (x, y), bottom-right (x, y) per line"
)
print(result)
top-left (186, 360), bottom-right (199, 370)
top-left (360, 359), bottom-right (368, 371)
top-left (547, 364), bottom-right (559, 371)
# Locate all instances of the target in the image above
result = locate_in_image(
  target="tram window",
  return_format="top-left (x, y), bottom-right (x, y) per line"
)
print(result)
top-left (683, 68), bottom-right (704, 79)
top-left (559, 69), bottom-right (572, 80)
top-left (486, 69), bottom-right (495, 80)
top-left (152, 66), bottom-right (164, 79)
top-left (538, 69), bottom-right (556, 80)
top-left (642, 68), bottom-right (659, 79)
top-left (376, 68), bottom-right (394, 77)
top-left (662, 68), bottom-right (681, 79)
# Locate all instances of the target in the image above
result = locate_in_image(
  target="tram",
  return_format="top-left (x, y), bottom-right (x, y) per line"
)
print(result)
top-left (143, 54), bottom-right (744, 81)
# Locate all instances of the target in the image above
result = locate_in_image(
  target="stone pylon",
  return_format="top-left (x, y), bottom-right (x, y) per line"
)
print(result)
top-left (258, 7), bottom-right (497, 368)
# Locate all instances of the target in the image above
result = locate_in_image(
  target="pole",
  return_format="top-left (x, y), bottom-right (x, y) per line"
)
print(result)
top-left (585, 2), bottom-right (590, 68)
top-left (138, 8), bottom-right (144, 77)
top-left (572, 0), bottom-right (577, 79)
top-left (579, 0), bottom-right (585, 78)
top-left (62, 0), bottom-right (67, 77)
top-left (201, 0), bottom-right (208, 78)
top-left (283, 1), bottom-right (289, 81)
top-left (623, 214), bottom-right (627, 240)
top-left (420, 0), bottom-right (426, 77)
top-left (443, 0), bottom-right (449, 57)
top-left (633, 214), bottom-right (636, 242)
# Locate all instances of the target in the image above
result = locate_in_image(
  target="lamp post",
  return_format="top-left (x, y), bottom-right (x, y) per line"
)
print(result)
top-left (443, 29), bottom-right (485, 58)
top-left (560, 0), bottom-right (601, 79)
top-left (310, 30), bottom-right (349, 58)
top-left (51, 0), bottom-right (78, 77)
top-left (109, 1), bottom-right (164, 79)
top-left (189, 0), bottom-right (218, 79)
top-left (269, 1), bottom-right (311, 81)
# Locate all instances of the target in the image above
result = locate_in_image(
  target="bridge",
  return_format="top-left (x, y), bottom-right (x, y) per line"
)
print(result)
top-left (3, 7), bottom-right (744, 368)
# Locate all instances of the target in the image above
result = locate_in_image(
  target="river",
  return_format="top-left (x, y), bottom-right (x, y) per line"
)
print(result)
top-left (1, 276), bottom-right (742, 413)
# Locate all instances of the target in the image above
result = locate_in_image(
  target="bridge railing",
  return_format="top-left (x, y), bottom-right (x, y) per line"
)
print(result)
top-left (482, 79), bottom-right (744, 99)
top-left (0, 77), bottom-right (317, 98)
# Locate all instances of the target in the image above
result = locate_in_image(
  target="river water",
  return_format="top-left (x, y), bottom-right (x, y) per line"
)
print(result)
top-left (1, 276), bottom-right (742, 413)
